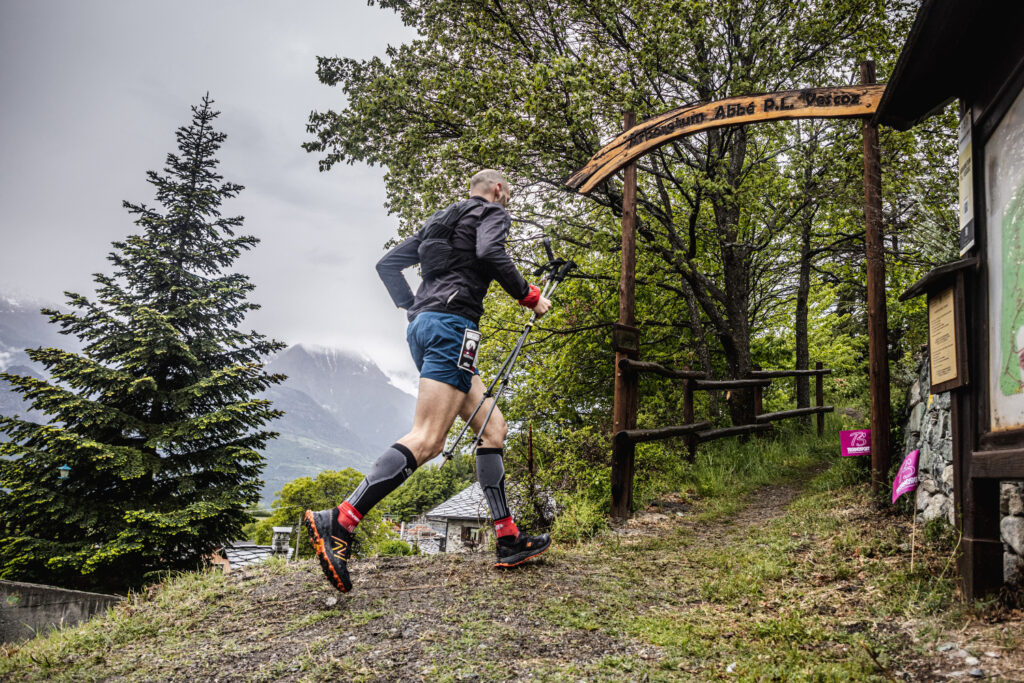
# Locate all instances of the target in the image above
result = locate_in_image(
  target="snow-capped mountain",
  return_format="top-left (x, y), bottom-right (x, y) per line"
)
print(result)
top-left (0, 296), bottom-right (416, 503)
top-left (259, 344), bottom-right (416, 501)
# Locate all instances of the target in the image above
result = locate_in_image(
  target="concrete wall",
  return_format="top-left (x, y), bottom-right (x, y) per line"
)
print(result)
top-left (1, 580), bottom-right (123, 643)
top-left (903, 355), bottom-right (1024, 585)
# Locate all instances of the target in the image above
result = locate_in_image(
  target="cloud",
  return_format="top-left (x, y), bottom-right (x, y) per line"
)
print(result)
top-left (0, 1), bottom-right (419, 377)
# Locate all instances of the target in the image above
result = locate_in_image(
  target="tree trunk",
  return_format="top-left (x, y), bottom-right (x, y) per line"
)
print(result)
top-left (795, 146), bottom-right (815, 424)
top-left (795, 223), bottom-right (811, 414)
top-left (681, 278), bottom-right (718, 416)
top-left (716, 128), bottom-right (755, 429)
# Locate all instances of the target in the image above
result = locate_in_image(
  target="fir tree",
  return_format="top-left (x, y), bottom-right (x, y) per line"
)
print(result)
top-left (0, 96), bottom-right (285, 590)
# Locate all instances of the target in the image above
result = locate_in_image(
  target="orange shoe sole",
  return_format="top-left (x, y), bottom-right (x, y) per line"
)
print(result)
top-left (302, 510), bottom-right (350, 592)
top-left (494, 543), bottom-right (550, 568)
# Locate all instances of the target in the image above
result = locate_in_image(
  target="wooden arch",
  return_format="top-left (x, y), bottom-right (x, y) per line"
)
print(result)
top-left (569, 71), bottom-right (891, 519)
top-left (567, 85), bottom-right (885, 194)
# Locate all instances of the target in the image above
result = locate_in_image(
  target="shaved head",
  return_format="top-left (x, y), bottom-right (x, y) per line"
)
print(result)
top-left (469, 169), bottom-right (508, 194)
top-left (469, 169), bottom-right (511, 207)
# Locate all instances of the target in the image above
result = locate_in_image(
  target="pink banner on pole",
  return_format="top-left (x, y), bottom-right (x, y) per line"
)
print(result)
top-left (840, 429), bottom-right (871, 457)
top-left (892, 449), bottom-right (920, 504)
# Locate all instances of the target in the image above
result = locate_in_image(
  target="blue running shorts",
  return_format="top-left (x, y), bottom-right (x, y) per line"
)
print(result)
top-left (406, 312), bottom-right (479, 393)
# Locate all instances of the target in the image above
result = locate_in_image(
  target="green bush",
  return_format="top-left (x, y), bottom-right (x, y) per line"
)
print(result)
top-left (551, 491), bottom-right (608, 545)
top-left (376, 539), bottom-right (419, 556)
top-left (382, 453), bottom-right (474, 522)
top-left (249, 469), bottom-right (393, 559)
top-left (923, 516), bottom-right (958, 550)
top-left (807, 451), bottom-right (869, 493)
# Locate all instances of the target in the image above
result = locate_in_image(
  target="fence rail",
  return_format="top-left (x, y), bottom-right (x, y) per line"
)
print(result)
top-left (614, 421), bottom-right (711, 445)
top-left (617, 358), bottom-right (705, 380)
top-left (696, 423), bottom-right (774, 442)
top-left (752, 362), bottom-right (832, 435)
top-left (612, 361), bottom-right (833, 451)
top-left (611, 357), bottom-right (834, 518)
top-left (754, 406), bottom-right (833, 423)
top-left (749, 368), bottom-right (832, 378)
top-left (693, 378), bottom-right (771, 390)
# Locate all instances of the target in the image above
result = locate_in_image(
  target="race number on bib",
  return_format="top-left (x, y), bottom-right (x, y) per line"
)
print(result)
top-left (458, 328), bottom-right (481, 373)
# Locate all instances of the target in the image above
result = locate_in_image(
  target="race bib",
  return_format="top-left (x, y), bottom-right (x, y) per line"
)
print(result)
top-left (458, 328), bottom-right (481, 373)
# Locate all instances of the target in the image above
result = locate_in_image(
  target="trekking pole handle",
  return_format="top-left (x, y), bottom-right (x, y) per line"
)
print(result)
top-left (543, 237), bottom-right (555, 264)
top-left (554, 260), bottom-right (577, 283)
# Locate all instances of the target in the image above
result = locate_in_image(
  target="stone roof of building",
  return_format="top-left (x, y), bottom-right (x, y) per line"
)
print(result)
top-left (425, 482), bottom-right (492, 522)
top-left (425, 481), bottom-right (557, 524)
top-left (220, 542), bottom-right (292, 570)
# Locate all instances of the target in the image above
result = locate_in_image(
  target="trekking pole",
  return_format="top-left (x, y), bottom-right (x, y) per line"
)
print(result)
top-left (439, 242), bottom-right (576, 466)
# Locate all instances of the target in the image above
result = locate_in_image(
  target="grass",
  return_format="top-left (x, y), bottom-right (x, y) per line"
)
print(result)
top-left (3, 415), bottom-right (1018, 681)
top-left (526, 478), bottom-right (963, 680)
top-left (623, 415), bottom-right (856, 534)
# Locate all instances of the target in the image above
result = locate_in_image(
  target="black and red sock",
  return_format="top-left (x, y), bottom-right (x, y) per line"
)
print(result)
top-left (337, 442), bottom-right (417, 532)
top-left (477, 447), bottom-right (518, 540)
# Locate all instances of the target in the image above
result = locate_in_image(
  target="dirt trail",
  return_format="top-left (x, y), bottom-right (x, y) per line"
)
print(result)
top-left (622, 477), bottom-right (807, 540)
top-left (132, 480), bottom-right (813, 682)
top-left (8, 472), bottom-right (1023, 681)
top-left (201, 477), bottom-right (822, 681)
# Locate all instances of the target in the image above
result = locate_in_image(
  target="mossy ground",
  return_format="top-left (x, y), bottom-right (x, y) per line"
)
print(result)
top-left (3, 429), bottom-right (1022, 681)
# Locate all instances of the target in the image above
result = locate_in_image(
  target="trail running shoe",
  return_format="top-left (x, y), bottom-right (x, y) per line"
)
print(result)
top-left (494, 532), bottom-right (552, 568)
top-left (303, 509), bottom-right (353, 592)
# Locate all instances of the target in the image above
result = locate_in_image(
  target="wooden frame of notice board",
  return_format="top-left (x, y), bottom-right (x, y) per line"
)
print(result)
top-left (901, 258), bottom-right (974, 394)
top-left (878, 0), bottom-right (1024, 602)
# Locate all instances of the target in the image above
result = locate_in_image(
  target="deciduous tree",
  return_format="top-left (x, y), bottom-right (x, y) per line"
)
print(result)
top-left (304, 0), bottom-right (923, 427)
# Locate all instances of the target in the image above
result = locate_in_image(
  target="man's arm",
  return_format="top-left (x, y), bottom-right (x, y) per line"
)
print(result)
top-left (475, 203), bottom-right (532, 302)
top-left (375, 235), bottom-right (421, 309)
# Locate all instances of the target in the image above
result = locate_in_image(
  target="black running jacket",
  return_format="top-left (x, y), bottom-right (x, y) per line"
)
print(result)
top-left (375, 196), bottom-right (533, 324)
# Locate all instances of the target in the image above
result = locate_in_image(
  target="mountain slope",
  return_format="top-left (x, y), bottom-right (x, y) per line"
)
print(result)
top-left (265, 344), bottom-right (416, 455)
top-left (256, 384), bottom-right (375, 501)
top-left (0, 296), bottom-right (416, 503)
top-left (0, 297), bottom-right (79, 371)
top-left (0, 363), bottom-right (46, 423)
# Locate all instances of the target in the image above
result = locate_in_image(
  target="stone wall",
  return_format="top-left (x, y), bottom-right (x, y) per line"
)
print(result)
top-left (443, 521), bottom-right (489, 553)
top-left (903, 355), bottom-right (1024, 585)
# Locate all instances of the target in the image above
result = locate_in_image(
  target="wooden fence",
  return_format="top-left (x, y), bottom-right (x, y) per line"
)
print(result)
top-left (610, 361), bottom-right (833, 517)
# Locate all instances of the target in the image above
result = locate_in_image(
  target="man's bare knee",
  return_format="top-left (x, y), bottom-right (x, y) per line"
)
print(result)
top-left (479, 414), bottom-right (507, 448)
top-left (398, 433), bottom-right (446, 465)
top-left (494, 417), bottom-right (508, 442)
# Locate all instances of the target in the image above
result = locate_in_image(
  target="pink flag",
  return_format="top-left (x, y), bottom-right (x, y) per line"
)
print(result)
top-left (892, 449), bottom-right (920, 504)
top-left (840, 429), bottom-right (871, 457)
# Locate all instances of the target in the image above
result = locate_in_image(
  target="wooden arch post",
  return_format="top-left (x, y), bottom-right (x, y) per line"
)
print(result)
top-left (568, 78), bottom-right (892, 516)
top-left (610, 111), bottom-right (640, 520)
top-left (860, 61), bottom-right (891, 495)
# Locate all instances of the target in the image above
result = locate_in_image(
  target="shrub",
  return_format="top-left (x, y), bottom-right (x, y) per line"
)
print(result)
top-left (551, 491), bottom-right (608, 545)
top-left (376, 539), bottom-right (419, 556)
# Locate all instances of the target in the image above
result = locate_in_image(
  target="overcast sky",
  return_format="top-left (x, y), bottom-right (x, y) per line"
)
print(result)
top-left (0, 1), bottom-right (422, 385)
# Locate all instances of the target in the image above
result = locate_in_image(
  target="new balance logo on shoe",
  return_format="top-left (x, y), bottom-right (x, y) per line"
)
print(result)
top-left (303, 509), bottom-right (353, 592)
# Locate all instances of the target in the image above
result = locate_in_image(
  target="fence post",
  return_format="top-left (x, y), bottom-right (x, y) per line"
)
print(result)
top-left (815, 361), bottom-right (825, 437)
top-left (752, 364), bottom-right (765, 438)
top-left (752, 364), bottom-right (763, 417)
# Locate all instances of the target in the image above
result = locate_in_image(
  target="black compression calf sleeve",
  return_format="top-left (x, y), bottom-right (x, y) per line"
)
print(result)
top-left (346, 443), bottom-right (418, 516)
top-left (476, 447), bottom-right (511, 521)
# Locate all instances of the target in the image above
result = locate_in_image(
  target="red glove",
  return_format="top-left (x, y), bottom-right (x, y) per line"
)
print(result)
top-left (518, 284), bottom-right (541, 308)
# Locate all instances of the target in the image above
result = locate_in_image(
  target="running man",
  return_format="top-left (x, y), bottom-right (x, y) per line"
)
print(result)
top-left (303, 169), bottom-right (553, 592)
